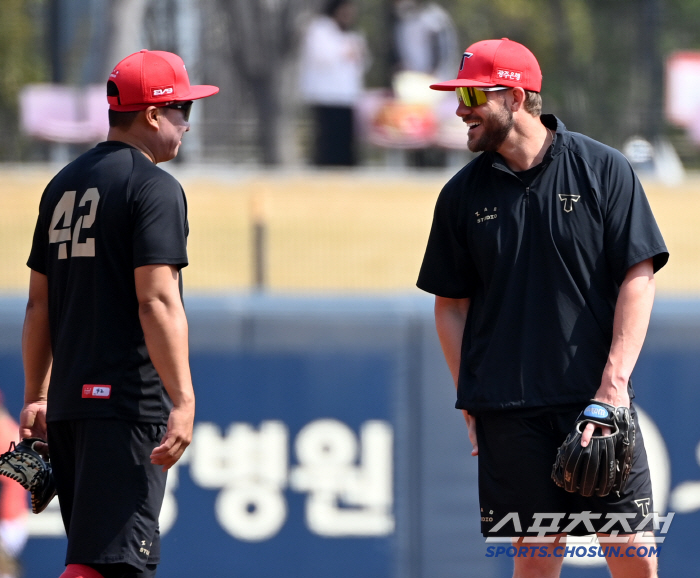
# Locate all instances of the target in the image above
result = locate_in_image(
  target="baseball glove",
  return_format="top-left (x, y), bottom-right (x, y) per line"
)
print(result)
top-left (0, 438), bottom-right (57, 514)
top-left (551, 401), bottom-right (635, 498)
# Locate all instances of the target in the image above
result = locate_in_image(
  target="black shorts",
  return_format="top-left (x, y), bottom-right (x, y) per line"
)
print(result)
top-left (475, 403), bottom-right (654, 537)
top-left (47, 419), bottom-right (168, 572)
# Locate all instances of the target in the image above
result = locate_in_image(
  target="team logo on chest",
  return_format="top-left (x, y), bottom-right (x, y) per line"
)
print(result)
top-left (475, 206), bottom-right (498, 224)
top-left (558, 194), bottom-right (580, 213)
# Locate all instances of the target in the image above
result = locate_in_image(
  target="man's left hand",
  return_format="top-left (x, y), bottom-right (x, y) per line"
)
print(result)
top-left (581, 386), bottom-right (630, 447)
top-left (150, 404), bottom-right (194, 471)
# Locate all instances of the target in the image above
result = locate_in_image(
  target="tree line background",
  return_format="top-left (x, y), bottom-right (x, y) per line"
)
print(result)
top-left (1, 0), bottom-right (700, 165)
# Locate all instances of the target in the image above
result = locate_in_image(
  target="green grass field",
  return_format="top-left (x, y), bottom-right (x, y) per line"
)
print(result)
top-left (2, 166), bottom-right (699, 295)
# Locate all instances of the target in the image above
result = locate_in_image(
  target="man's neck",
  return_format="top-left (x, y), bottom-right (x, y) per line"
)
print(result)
top-left (497, 117), bottom-right (552, 173)
top-left (106, 129), bottom-right (157, 164)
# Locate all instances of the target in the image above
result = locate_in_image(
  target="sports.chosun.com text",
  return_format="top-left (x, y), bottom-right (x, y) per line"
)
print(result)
top-left (485, 545), bottom-right (661, 558)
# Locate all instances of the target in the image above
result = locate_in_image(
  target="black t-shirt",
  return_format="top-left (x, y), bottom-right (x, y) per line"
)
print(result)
top-left (28, 141), bottom-right (189, 424)
top-left (513, 158), bottom-right (547, 187)
top-left (417, 115), bottom-right (668, 413)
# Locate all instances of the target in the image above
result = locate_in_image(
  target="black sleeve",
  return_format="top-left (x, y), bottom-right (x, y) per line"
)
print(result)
top-left (416, 182), bottom-right (477, 298)
top-left (131, 173), bottom-right (189, 270)
top-left (26, 186), bottom-right (52, 274)
top-left (603, 152), bottom-right (668, 285)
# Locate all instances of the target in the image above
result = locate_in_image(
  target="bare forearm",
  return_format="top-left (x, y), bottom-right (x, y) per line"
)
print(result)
top-left (434, 296), bottom-right (470, 388)
top-left (20, 270), bottom-right (52, 439)
top-left (22, 289), bottom-right (52, 403)
top-left (434, 296), bottom-right (477, 452)
top-left (598, 259), bottom-right (655, 404)
top-left (139, 300), bottom-right (194, 409)
top-left (135, 264), bottom-right (194, 469)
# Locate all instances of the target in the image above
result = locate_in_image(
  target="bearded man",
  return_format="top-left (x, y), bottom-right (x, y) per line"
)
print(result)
top-left (417, 38), bottom-right (668, 578)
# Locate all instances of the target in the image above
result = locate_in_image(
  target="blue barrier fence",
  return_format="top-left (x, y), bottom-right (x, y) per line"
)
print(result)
top-left (0, 295), bottom-right (698, 577)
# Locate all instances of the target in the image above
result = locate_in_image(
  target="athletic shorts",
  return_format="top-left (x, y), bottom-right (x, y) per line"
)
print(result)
top-left (475, 403), bottom-right (654, 537)
top-left (47, 419), bottom-right (168, 573)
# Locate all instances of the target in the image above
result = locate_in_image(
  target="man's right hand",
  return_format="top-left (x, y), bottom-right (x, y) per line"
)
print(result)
top-left (20, 401), bottom-right (47, 441)
top-left (463, 410), bottom-right (478, 456)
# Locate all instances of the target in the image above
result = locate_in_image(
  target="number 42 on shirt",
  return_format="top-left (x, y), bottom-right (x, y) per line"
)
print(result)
top-left (48, 188), bottom-right (100, 260)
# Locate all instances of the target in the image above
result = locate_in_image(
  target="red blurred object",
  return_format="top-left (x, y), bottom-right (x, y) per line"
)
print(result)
top-left (359, 91), bottom-right (437, 149)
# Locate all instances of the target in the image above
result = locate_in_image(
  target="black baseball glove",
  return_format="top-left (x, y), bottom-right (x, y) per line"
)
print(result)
top-left (0, 438), bottom-right (57, 513)
top-left (552, 401), bottom-right (635, 498)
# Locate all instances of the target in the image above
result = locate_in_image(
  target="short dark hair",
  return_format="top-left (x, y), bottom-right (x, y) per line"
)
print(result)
top-left (108, 109), bottom-right (140, 129)
top-left (107, 80), bottom-right (141, 129)
top-left (523, 90), bottom-right (542, 117)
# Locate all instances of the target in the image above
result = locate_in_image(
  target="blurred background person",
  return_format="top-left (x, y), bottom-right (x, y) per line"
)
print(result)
top-left (299, 0), bottom-right (370, 166)
top-left (392, 0), bottom-right (458, 82)
top-left (389, 0), bottom-right (459, 167)
top-left (0, 393), bottom-right (28, 578)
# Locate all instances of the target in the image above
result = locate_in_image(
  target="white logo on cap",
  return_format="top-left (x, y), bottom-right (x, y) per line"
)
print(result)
top-left (153, 87), bottom-right (174, 96)
top-left (497, 69), bottom-right (522, 81)
top-left (460, 52), bottom-right (474, 71)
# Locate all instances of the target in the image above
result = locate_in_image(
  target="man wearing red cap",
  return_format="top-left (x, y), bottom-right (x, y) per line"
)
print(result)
top-left (20, 50), bottom-right (218, 578)
top-left (418, 39), bottom-right (667, 577)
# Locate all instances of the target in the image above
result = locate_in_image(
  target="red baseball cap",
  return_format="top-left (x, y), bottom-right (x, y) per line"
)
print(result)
top-left (430, 38), bottom-right (542, 92)
top-left (107, 49), bottom-right (219, 111)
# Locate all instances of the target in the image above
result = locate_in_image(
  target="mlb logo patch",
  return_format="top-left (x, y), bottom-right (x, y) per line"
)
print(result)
top-left (82, 385), bottom-right (111, 399)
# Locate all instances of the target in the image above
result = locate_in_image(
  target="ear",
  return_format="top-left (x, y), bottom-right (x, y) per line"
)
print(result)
top-left (509, 87), bottom-right (526, 112)
top-left (144, 106), bottom-right (161, 130)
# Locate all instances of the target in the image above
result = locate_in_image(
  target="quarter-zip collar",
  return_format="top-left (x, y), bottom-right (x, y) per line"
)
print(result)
top-left (489, 113), bottom-right (565, 176)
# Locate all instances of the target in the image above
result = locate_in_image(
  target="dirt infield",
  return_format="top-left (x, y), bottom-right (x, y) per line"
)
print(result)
top-left (1, 165), bottom-right (698, 295)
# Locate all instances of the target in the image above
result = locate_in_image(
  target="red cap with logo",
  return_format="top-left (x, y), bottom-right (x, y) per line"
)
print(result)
top-left (107, 49), bottom-right (219, 111)
top-left (430, 38), bottom-right (542, 92)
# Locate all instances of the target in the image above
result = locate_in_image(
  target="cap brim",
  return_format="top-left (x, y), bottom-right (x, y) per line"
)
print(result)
top-left (430, 79), bottom-right (499, 91)
top-left (181, 85), bottom-right (220, 100)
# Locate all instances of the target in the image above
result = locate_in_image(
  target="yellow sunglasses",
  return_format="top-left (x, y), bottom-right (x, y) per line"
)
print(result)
top-left (456, 86), bottom-right (509, 107)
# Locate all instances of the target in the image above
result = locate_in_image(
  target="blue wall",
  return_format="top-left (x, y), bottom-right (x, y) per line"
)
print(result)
top-left (1, 295), bottom-right (698, 577)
